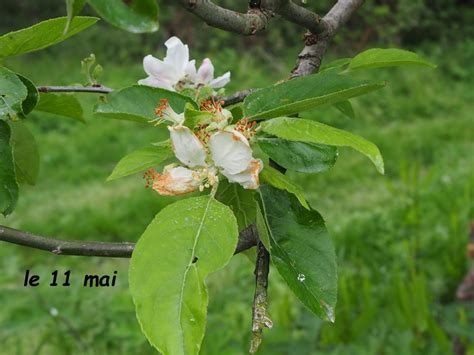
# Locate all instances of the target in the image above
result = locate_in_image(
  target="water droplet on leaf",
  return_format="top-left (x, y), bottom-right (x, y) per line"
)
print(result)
top-left (297, 273), bottom-right (305, 282)
top-left (320, 300), bottom-right (335, 323)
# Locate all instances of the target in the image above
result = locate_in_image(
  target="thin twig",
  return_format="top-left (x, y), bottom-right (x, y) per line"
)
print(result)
top-left (220, 89), bottom-right (255, 106)
top-left (37, 85), bottom-right (113, 94)
top-left (0, 224), bottom-right (257, 258)
top-left (37, 85), bottom-right (253, 107)
top-left (250, 242), bottom-right (272, 353)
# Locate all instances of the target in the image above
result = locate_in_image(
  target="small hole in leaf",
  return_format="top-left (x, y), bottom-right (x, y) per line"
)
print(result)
top-left (192, 256), bottom-right (198, 264)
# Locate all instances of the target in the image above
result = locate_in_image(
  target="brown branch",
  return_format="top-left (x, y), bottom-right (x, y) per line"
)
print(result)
top-left (37, 85), bottom-right (113, 94)
top-left (220, 89), bottom-right (255, 106)
top-left (292, 0), bottom-right (364, 77)
top-left (0, 224), bottom-right (257, 258)
top-left (269, 0), bottom-right (323, 34)
top-left (250, 241), bottom-right (272, 353)
top-left (180, 0), bottom-right (273, 35)
top-left (37, 85), bottom-right (251, 107)
top-left (0, 225), bottom-right (134, 257)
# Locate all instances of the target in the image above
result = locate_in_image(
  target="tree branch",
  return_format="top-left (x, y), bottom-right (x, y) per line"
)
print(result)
top-left (180, 0), bottom-right (272, 35)
top-left (250, 241), bottom-right (272, 353)
top-left (292, 0), bottom-right (364, 77)
top-left (220, 89), bottom-right (255, 106)
top-left (0, 224), bottom-right (257, 258)
top-left (37, 85), bottom-right (113, 94)
top-left (269, 0), bottom-right (323, 34)
top-left (37, 85), bottom-right (251, 107)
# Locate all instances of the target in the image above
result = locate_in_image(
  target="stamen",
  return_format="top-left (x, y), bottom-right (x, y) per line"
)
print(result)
top-left (199, 97), bottom-right (223, 113)
top-left (143, 168), bottom-right (159, 188)
top-left (154, 99), bottom-right (169, 117)
top-left (235, 118), bottom-right (257, 139)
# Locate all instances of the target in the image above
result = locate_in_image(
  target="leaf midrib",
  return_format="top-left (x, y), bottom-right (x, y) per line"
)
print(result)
top-left (176, 196), bottom-right (213, 352)
top-left (248, 82), bottom-right (384, 119)
top-left (258, 190), bottom-right (326, 315)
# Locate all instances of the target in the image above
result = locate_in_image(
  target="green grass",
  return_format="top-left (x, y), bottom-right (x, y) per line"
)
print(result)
top-left (1, 37), bottom-right (473, 354)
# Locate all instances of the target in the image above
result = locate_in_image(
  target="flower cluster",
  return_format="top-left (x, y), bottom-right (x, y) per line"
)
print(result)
top-left (145, 99), bottom-right (262, 196)
top-left (138, 37), bottom-right (230, 92)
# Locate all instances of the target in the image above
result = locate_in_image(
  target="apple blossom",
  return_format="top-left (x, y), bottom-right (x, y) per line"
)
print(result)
top-left (149, 165), bottom-right (200, 196)
top-left (138, 36), bottom-right (230, 92)
top-left (186, 58), bottom-right (231, 89)
top-left (168, 125), bottom-right (208, 168)
top-left (138, 37), bottom-right (189, 91)
top-left (147, 99), bottom-right (262, 195)
top-left (221, 159), bottom-right (263, 190)
top-left (209, 130), bottom-right (253, 175)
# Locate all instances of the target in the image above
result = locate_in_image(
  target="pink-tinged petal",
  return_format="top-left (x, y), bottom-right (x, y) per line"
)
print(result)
top-left (152, 166), bottom-right (200, 196)
top-left (169, 126), bottom-right (207, 168)
top-left (197, 58), bottom-right (214, 84)
top-left (185, 59), bottom-right (197, 82)
top-left (138, 76), bottom-right (175, 91)
top-left (223, 159), bottom-right (263, 189)
top-left (143, 55), bottom-right (178, 83)
top-left (164, 36), bottom-right (189, 78)
top-left (209, 71), bottom-right (231, 88)
top-left (209, 130), bottom-right (252, 175)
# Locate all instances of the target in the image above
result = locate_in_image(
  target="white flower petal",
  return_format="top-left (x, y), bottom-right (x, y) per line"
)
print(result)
top-left (223, 159), bottom-right (263, 189)
top-left (169, 126), bottom-right (207, 168)
top-left (197, 58), bottom-right (214, 84)
top-left (185, 59), bottom-right (197, 82)
top-left (138, 76), bottom-right (174, 91)
top-left (152, 166), bottom-right (200, 196)
top-left (209, 71), bottom-right (231, 89)
top-left (209, 130), bottom-right (252, 175)
top-left (163, 36), bottom-right (189, 78)
top-left (142, 55), bottom-right (179, 83)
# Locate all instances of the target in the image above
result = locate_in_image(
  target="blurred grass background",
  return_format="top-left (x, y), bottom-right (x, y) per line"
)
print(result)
top-left (1, 1), bottom-right (473, 354)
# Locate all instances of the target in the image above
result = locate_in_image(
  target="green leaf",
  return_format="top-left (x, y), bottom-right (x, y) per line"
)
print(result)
top-left (0, 67), bottom-right (27, 119)
top-left (35, 93), bottom-right (85, 123)
top-left (260, 166), bottom-right (309, 209)
top-left (183, 103), bottom-right (213, 129)
top-left (260, 117), bottom-right (384, 174)
top-left (255, 203), bottom-right (270, 251)
top-left (259, 185), bottom-right (337, 321)
top-left (88, 0), bottom-right (159, 33)
top-left (319, 58), bottom-right (351, 73)
top-left (349, 48), bottom-right (436, 70)
top-left (229, 105), bottom-right (244, 122)
top-left (8, 121), bottom-right (40, 185)
top-left (107, 144), bottom-right (173, 181)
top-left (16, 74), bottom-right (39, 116)
top-left (129, 196), bottom-right (238, 355)
top-left (243, 73), bottom-right (385, 119)
top-left (215, 179), bottom-right (257, 231)
top-left (258, 137), bottom-right (337, 174)
top-left (94, 85), bottom-right (196, 124)
top-left (0, 17), bottom-right (99, 59)
top-left (0, 121), bottom-right (19, 216)
top-left (334, 100), bottom-right (355, 119)
top-left (65, 0), bottom-right (87, 34)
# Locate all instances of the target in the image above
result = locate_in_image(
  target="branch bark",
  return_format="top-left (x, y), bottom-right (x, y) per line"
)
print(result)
top-left (37, 85), bottom-right (113, 94)
top-left (292, 0), bottom-right (364, 77)
top-left (267, 0), bottom-right (323, 34)
top-left (36, 85), bottom-right (250, 107)
top-left (250, 241), bottom-right (272, 353)
top-left (180, 0), bottom-right (272, 35)
top-left (220, 89), bottom-right (255, 106)
top-left (0, 224), bottom-right (257, 258)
